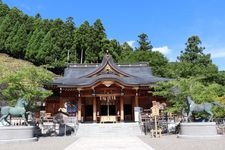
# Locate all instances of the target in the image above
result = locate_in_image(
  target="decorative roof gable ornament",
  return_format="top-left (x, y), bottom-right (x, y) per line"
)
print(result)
top-left (85, 53), bottom-right (131, 77)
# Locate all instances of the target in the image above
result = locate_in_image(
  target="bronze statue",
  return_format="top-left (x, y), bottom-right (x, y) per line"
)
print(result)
top-left (0, 97), bottom-right (28, 125)
top-left (186, 96), bottom-right (223, 122)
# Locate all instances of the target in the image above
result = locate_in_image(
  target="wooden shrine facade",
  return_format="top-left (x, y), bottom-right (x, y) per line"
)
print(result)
top-left (46, 54), bottom-right (168, 122)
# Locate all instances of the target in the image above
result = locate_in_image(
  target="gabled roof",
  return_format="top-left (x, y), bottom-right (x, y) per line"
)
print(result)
top-left (53, 54), bottom-right (169, 87)
top-left (84, 54), bottom-right (131, 78)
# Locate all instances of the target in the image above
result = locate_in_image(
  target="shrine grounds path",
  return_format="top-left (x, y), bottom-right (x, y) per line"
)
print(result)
top-left (139, 134), bottom-right (225, 150)
top-left (1, 134), bottom-right (225, 150)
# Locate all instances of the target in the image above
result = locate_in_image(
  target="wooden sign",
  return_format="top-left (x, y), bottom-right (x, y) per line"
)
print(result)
top-left (151, 106), bottom-right (159, 116)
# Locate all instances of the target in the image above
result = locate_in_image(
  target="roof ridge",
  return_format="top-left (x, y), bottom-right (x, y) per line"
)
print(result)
top-left (83, 54), bottom-right (134, 78)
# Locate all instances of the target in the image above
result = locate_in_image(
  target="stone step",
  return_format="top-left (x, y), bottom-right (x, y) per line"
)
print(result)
top-left (76, 122), bottom-right (143, 137)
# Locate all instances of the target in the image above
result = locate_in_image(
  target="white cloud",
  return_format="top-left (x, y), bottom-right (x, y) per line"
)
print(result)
top-left (152, 46), bottom-right (171, 55)
top-left (126, 40), bottom-right (136, 48)
top-left (208, 48), bottom-right (225, 58)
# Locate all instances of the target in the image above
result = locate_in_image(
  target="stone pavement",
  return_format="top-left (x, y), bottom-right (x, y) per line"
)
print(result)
top-left (0, 136), bottom-right (78, 150)
top-left (65, 136), bottom-right (154, 150)
top-left (1, 122), bottom-right (225, 150)
top-left (1, 134), bottom-right (225, 150)
top-left (140, 134), bottom-right (225, 150)
top-left (65, 122), bottom-right (154, 150)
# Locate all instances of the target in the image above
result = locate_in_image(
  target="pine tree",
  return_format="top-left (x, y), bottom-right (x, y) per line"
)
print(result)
top-left (178, 35), bottom-right (205, 63)
top-left (62, 17), bottom-right (76, 63)
top-left (0, 16), bottom-right (13, 52)
top-left (10, 24), bottom-right (28, 58)
top-left (176, 35), bottom-right (218, 77)
top-left (0, 7), bottom-right (24, 53)
top-left (37, 31), bottom-right (53, 64)
top-left (0, 2), bottom-right (10, 23)
top-left (25, 28), bottom-right (45, 64)
top-left (5, 22), bottom-right (20, 52)
top-left (84, 20), bottom-right (101, 63)
top-left (136, 33), bottom-right (153, 51)
top-left (73, 21), bottom-right (91, 64)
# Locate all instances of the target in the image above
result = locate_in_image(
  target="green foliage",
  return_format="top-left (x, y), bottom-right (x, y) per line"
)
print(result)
top-left (153, 78), bottom-right (191, 113)
top-left (0, 2), bottom-right (171, 76)
top-left (153, 78), bottom-right (225, 117)
top-left (73, 21), bottom-right (91, 64)
top-left (25, 28), bottom-right (45, 63)
top-left (100, 39), bottom-right (122, 62)
top-left (0, 2), bottom-right (225, 118)
top-left (9, 24), bottom-right (28, 58)
top-left (0, 66), bottom-right (53, 110)
top-left (0, 7), bottom-right (23, 53)
top-left (178, 36), bottom-right (205, 62)
top-left (148, 51), bottom-right (168, 77)
top-left (0, 2), bottom-right (10, 24)
top-left (136, 33), bottom-right (153, 51)
top-left (118, 42), bottom-right (133, 63)
top-left (152, 36), bottom-right (225, 118)
top-left (174, 35), bottom-right (218, 78)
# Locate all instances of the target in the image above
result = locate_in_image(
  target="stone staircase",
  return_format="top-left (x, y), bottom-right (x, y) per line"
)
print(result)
top-left (76, 122), bottom-right (143, 137)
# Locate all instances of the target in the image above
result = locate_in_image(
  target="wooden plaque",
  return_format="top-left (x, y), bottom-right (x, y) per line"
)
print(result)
top-left (151, 106), bottom-right (159, 116)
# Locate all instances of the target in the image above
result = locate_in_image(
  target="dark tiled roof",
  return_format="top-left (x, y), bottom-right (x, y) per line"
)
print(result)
top-left (53, 54), bottom-right (169, 87)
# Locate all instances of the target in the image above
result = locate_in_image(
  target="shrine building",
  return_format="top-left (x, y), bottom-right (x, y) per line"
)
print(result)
top-left (45, 54), bottom-right (168, 122)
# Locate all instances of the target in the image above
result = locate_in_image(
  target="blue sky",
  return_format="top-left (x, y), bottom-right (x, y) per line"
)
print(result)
top-left (3, 0), bottom-right (225, 71)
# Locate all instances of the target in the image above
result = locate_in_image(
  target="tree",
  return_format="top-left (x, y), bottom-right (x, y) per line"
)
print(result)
top-left (0, 7), bottom-right (24, 53)
top-left (126, 33), bottom-right (168, 77)
top-left (73, 21), bottom-right (91, 64)
top-left (153, 78), bottom-right (225, 118)
top-left (23, 14), bottom-right (35, 34)
top-left (4, 22), bottom-right (20, 52)
top-left (178, 36), bottom-right (205, 62)
top-left (0, 15), bottom-right (13, 52)
top-left (118, 42), bottom-right (134, 63)
top-left (62, 17), bottom-right (76, 63)
top-left (176, 35), bottom-right (218, 78)
top-left (148, 51), bottom-right (168, 77)
top-left (37, 30), bottom-right (53, 64)
top-left (92, 19), bottom-right (107, 62)
top-left (25, 28), bottom-right (45, 63)
top-left (0, 2), bottom-right (10, 23)
top-left (9, 24), bottom-right (28, 58)
top-left (35, 13), bottom-right (41, 19)
top-left (0, 67), bottom-right (53, 110)
top-left (100, 39), bottom-right (122, 62)
top-left (136, 33), bottom-right (153, 51)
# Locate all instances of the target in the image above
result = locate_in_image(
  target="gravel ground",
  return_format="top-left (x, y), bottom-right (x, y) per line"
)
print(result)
top-left (0, 136), bottom-right (78, 150)
top-left (139, 134), bottom-right (225, 150)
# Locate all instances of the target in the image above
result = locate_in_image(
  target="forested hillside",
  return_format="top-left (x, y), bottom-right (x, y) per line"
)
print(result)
top-left (1, 1), bottom-right (225, 116)
top-left (1, 1), bottom-right (224, 77)
top-left (0, 53), bottom-right (54, 106)
top-left (0, 2), bottom-right (169, 76)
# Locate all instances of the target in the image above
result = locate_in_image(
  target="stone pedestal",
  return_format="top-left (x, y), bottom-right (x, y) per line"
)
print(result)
top-left (177, 122), bottom-right (223, 139)
top-left (0, 126), bottom-right (37, 143)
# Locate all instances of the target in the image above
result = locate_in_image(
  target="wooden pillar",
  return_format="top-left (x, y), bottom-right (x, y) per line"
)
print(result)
top-left (59, 88), bottom-right (65, 108)
top-left (135, 90), bottom-right (139, 107)
top-left (93, 97), bottom-right (96, 122)
top-left (78, 97), bottom-right (82, 122)
top-left (120, 96), bottom-right (124, 121)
